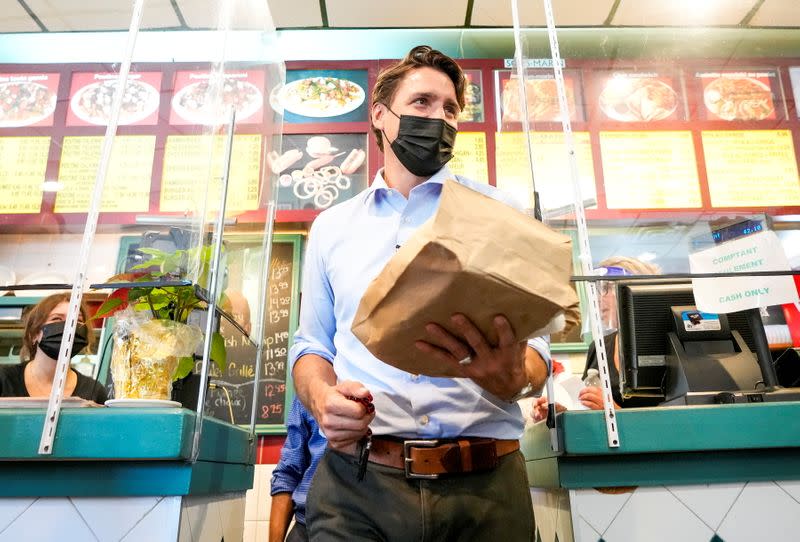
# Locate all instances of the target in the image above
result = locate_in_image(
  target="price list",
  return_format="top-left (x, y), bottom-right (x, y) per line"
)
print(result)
top-left (495, 132), bottom-right (595, 211)
top-left (702, 130), bottom-right (800, 207)
top-left (0, 137), bottom-right (49, 214)
top-left (202, 240), bottom-right (297, 427)
top-left (449, 132), bottom-right (488, 184)
top-left (600, 131), bottom-right (702, 209)
top-left (160, 134), bottom-right (262, 213)
top-left (54, 136), bottom-right (155, 213)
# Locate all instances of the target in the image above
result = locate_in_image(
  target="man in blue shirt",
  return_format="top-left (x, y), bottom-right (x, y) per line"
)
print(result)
top-left (290, 45), bottom-right (549, 541)
top-left (269, 397), bottom-right (326, 542)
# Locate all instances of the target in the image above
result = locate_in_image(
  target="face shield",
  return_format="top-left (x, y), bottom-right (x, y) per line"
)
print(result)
top-left (596, 266), bottom-right (633, 333)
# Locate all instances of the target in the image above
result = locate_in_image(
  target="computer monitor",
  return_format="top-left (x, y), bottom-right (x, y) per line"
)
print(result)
top-left (615, 278), bottom-right (776, 405)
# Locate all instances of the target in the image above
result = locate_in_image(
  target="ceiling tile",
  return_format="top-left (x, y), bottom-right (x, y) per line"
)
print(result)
top-left (178, 0), bottom-right (282, 30)
top-left (612, 0), bottom-right (758, 26)
top-left (0, 1), bottom-right (42, 32)
top-left (749, 0), bottom-right (800, 27)
top-left (267, 0), bottom-right (323, 28)
top-left (327, 0), bottom-right (468, 28)
top-left (471, 0), bottom-right (616, 27)
top-left (25, 0), bottom-right (180, 31)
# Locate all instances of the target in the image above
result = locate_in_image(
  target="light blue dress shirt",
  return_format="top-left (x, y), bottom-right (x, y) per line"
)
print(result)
top-left (288, 165), bottom-right (551, 440)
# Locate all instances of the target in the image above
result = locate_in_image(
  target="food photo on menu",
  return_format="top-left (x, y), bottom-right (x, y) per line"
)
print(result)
top-left (169, 69), bottom-right (265, 125)
top-left (595, 70), bottom-right (682, 122)
top-left (269, 69), bottom-right (368, 124)
top-left (697, 69), bottom-right (780, 121)
top-left (267, 134), bottom-right (367, 210)
top-left (497, 70), bottom-right (581, 126)
top-left (458, 69), bottom-right (484, 123)
top-left (66, 72), bottom-right (162, 126)
top-left (0, 73), bottom-right (59, 128)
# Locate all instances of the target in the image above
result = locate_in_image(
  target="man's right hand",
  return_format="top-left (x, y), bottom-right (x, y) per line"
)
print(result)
top-left (311, 380), bottom-right (375, 450)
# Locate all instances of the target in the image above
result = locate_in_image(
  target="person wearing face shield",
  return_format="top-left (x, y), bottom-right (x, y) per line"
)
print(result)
top-left (0, 293), bottom-right (107, 403)
top-left (532, 256), bottom-right (661, 421)
top-left (291, 45), bottom-right (550, 541)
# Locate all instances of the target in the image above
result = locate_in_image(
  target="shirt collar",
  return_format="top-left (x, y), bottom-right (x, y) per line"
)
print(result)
top-left (365, 165), bottom-right (455, 202)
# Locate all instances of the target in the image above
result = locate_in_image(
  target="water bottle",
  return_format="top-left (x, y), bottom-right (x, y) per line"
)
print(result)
top-left (583, 368), bottom-right (602, 388)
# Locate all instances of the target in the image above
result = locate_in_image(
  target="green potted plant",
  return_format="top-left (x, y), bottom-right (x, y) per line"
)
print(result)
top-left (94, 245), bottom-right (226, 402)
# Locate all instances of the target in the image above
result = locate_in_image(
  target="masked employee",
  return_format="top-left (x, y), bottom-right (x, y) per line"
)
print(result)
top-left (0, 293), bottom-right (107, 403)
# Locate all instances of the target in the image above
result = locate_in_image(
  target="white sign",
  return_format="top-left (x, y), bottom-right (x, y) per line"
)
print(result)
top-left (689, 230), bottom-right (799, 313)
top-left (791, 67), bottom-right (800, 119)
top-left (503, 58), bottom-right (566, 69)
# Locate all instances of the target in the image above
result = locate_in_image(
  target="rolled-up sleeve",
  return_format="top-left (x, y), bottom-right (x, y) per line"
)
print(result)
top-left (288, 218), bottom-right (337, 371)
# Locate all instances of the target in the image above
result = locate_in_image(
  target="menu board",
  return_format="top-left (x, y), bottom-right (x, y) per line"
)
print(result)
top-left (55, 136), bottom-right (155, 213)
top-left (496, 69), bottom-right (583, 127)
top-left (593, 70), bottom-right (684, 122)
top-left (449, 132), bottom-right (488, 184)
top-left (459, 69), bottom-right (484, 123)
top-left (160, 134), bottom-right (262, 213)
top-left (495, 131), bottom-right (596, 212)
top-left (272, 69), bottom-right (368, 124)
top-left (202, 238), bottom-right (300, 428)
top-left (696, 69), bottom-right (781, 121)
top-left (0, 73), bottom-right (59, 128)
top-left (0, 136), bottom-right (49, 213)
top-left (702, 130), bottom-right (800, 207)
top-left (170, 69), bottom-right (266, 125)
top-left (66, 72), bottom-right (162, 126)
top-left (599, 131), bottom-right (702, 209)
top-left (275, 134), bottom-right (368, 210)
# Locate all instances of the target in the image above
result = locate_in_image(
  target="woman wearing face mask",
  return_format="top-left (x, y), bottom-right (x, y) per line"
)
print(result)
top-left (532, 256), bottom-right (660, 421)
top-left (0, 293), bottom-right (108, 403)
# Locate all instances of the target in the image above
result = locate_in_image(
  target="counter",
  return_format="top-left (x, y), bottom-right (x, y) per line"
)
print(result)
top-left (0, 408), bottom-right (255, 541)
top-left (522, 403), bottom-right (800, 542)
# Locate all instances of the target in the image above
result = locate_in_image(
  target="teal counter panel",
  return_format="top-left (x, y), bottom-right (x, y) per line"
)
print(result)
top-left (0, 409), bottom-right (253, 464)
top-left (523, 402), bottom-right (800, 489)
top-left (0, 460), bottom-right (255, 497)
top-left (556, 403), bottom-right (800, 455)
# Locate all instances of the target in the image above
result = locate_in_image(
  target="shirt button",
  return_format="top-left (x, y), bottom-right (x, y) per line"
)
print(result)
top-left (419, 415), bottom-right (429, 426)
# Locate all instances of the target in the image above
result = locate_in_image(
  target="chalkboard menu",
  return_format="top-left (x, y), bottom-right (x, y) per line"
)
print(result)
top-left (202, 236), bottom-right (301, 432)
top-left (102, 233), bottom-right (302, 434)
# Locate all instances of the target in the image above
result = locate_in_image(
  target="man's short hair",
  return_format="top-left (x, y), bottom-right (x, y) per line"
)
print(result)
top-left (371, 45), bottom-right (466, 151)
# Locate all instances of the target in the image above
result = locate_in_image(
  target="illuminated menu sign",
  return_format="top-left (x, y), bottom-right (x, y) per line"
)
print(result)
top-left (0, 73), bottom-right (59, 128)
top-left (702, 130), bottom-right (800, 207)
top-left (0, 136), bottom-right (49, 213)
top-left (600, 131), bottom-right (702, 209)
top-left (66, 72), bottom-right (162, 127)
top-left (449, 132), bottom-right (488, 184)
top-left (495, 132), bottom-right (596, 212)
top-left (55, 136), bottom-right (155, 213)
top-left (160, 134), bottom-right (262, 213)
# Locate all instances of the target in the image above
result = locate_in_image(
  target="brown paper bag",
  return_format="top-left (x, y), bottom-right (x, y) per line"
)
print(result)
top-left (351, 179), bottom-right (580, 377)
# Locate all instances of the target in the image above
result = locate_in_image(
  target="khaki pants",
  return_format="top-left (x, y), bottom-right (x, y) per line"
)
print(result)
top-left (306, 447), bottom-right (534, 542)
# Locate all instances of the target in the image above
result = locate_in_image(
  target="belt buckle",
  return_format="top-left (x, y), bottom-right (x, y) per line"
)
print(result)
top-left (403, 439), bottom-right (440, 479)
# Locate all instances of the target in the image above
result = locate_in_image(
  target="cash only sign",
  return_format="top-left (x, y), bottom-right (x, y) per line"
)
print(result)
top-left (689, 230), bottom-right (799, 313)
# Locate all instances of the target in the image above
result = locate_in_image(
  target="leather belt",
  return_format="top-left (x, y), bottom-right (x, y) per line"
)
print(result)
top-left (367, 437), bottom-right (519, 479)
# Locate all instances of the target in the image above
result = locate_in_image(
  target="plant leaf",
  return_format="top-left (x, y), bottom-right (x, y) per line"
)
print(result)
top-left (173, 356), bottom-right (195, 381)
top-left (210, 332), bottom-right (227, 373)
top-left (91, 290), bottom-right (129, 320)
top-left (137, 247), bottom-right (170, 256)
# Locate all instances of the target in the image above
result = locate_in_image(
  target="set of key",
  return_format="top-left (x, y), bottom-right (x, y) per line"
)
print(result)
top-left (346, 394), bottom-right (374, 481)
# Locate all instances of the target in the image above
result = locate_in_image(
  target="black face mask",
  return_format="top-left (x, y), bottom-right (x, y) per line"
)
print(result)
top-left (36, 321), bottom-right (89, 361)
top-left (383, 107), bottom-right (457, 177)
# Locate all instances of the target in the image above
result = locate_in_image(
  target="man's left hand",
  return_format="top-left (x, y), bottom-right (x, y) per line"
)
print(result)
top-left (415, 313), bottom-right (529, 401)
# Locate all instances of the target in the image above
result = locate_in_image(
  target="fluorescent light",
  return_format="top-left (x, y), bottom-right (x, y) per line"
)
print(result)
top-left (41, 180), bottom-right (63, 192)
top-left (637, 251), bottom-right (657, 262)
